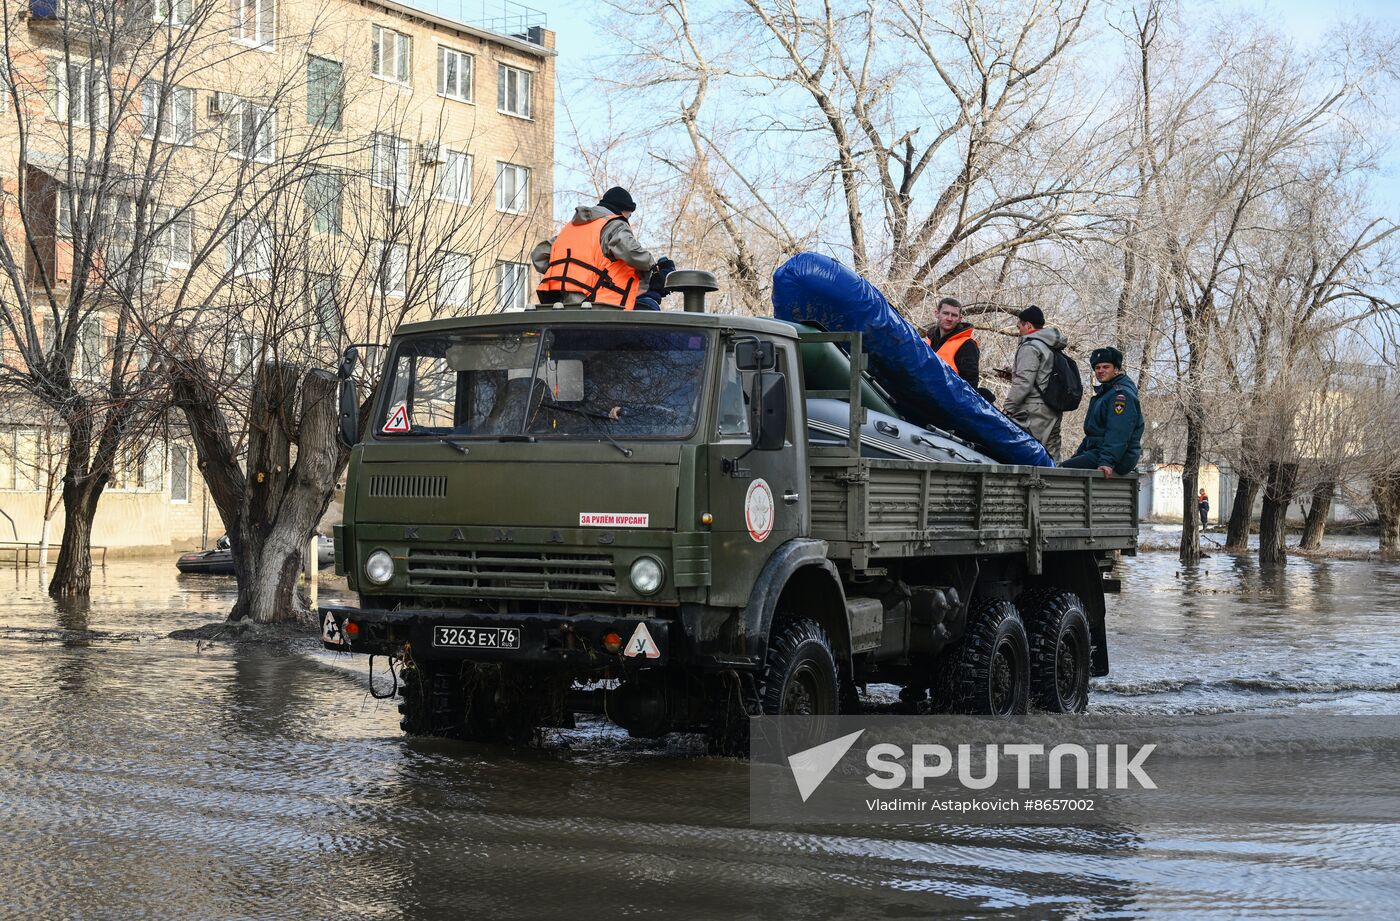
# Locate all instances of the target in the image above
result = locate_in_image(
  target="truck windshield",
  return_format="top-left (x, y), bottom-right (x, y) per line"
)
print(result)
top-left (378, 327), bottom-right (709, 440)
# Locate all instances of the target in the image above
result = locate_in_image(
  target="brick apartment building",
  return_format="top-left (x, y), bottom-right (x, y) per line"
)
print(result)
top-left (0, 0), bottom-right (556, 555)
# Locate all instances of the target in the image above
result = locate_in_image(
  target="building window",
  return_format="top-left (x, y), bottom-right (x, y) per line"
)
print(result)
top-left (372, 241), bottom-right (408, 297)
top-left (310, 273), bottom-right (339, 342)
top-left (496, 260), bottom-right (529, 311)
top-left (227, 219), bottom-right (273, 278)
top-left (232, 0), bottom-right (275, 47)
top-left (151, 207), bottom-right (194, 276)
top-left (0, 429), bottom-right (17, 491)
top-left (495, 162), bottom-right (530, 214)
top-left (170, 444), bottom-right (190, 503)
top-left (306, 172), bottom-right (342, 234)
top-left (47, 59), bottom-right (108, 127)
top-left (371, 25), bottom-right (411, 83)
top-left (306, 56), bottom-right (342, 130)
top-left (497, 64), bottom-right (532, 118)
top-left (438, 47), bottom-right (473, 102)
top-left (154, 0), bottom-right (192, 26)
top-left (371, 132), bottom-right (411, 205)
top-left (140, 83), bottom-right (195, 144)
top-left (433, 150), bottom-right (471, 204)
top-left (77, 316), bottom-right (104, 381)
top-left (228, 99), bottom-right (275, 163)
top-left (440, 253), bottom-right (472, 308)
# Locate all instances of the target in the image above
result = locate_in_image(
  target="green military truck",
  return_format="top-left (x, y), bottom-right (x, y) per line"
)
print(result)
top-left (320, 275), bottom-right (1137, 752)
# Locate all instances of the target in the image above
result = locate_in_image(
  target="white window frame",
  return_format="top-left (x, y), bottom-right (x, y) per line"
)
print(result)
top-left (231, 0), bottom-right (276, 49)
top-left (140, 83), bottom-right (195, 145)
top-left (150, 207), bottom-right (193, 275)
top-left (438, 46), bottom-right (473, 102)
top-left (496, 260), bottom-right (529, 311)
top-left (372, 240), bottom-right (408, 297)
top-left (496, 63), bottom-right (532, 119)
top-left (439, 253), bottom-right (472, 308)
top-left (494, 162), bottom-right (530, 214)
top-left (433, 149), bottom-right (472, 204)
top-left (228, 99), bottom-right (275, 163)
top-left (371, 25), bottom-right (412, 84)
top-left (154, 0), bottom-right (193, 27)
top-left (50, 59), bottom-right (108, 127)
top-left (227, 219), bottom-right (273, 278)
top-left (371, 132), bottom-right (411, 206)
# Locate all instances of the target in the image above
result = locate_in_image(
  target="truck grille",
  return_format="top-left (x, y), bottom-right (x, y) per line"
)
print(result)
top-left (406, 547), bottom-right (618, 597)
top-left (369, 475), bottom-right (448, 499)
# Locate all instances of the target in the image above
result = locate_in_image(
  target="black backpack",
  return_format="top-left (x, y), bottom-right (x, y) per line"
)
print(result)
top-left (1037, 347), bottom-right (1084, 413)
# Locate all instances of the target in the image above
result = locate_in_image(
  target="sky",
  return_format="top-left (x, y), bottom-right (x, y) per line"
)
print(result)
top-left (419, 0), bottom-right (1400, 219)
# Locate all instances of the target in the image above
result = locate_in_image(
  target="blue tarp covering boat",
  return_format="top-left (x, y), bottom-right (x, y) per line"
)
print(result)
top-left (772, 252), bottom-right (1054, 467)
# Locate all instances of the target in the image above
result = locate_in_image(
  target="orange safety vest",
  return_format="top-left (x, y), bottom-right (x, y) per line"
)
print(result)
top-left (537, 215), bottom-right (642, 309)
top-left (925, 327), bottom-right (977, 374)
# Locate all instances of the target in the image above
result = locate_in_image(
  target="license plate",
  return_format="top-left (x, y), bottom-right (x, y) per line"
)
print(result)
top-left (433, 626), bottom-right (521, 650)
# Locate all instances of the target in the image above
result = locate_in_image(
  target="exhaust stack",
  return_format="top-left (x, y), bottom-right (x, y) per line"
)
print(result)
top-left (665, 270), bottom-right (719, 313)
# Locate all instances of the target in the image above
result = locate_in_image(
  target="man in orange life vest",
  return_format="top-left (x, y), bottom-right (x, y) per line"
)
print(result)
top-left (531, 187), bottom-right (670, 310)
top-left (922, 296), bottom-right (981, 389)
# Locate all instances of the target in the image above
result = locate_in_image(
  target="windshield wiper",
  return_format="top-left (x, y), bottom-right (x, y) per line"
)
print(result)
top-left (438, 438), bottom-right (470, 455)
top-left (538, 400), bottom-right (632, 457)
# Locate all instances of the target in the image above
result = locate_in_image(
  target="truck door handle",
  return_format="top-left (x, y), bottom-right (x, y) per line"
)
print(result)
top-left (783, 491), bottom-right (800, 505)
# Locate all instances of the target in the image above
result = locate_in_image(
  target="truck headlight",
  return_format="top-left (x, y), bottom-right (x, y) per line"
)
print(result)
top-left (629, 556), bottom-right (664, 595)
top-left (365, 549), bottom-right (394, 585)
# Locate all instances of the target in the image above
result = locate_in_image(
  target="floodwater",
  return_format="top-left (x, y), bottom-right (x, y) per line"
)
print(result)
top-left (1, 549), bottom-right (1398, 920)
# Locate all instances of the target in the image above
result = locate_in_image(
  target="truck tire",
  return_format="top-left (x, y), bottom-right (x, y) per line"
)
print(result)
top-left (936, 597), bottom-right (1030, 716)
top-left (1016, 589), bottom-right (1091, 713)
top-left (705, 618), bottom-right (841, 756)
top-left (760, 618), bottom-right (841, 717)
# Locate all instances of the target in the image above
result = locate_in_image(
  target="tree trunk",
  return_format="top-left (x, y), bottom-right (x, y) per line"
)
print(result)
top-left (173, 361), bottom-right (346, 624)
top-left (49, 479), bottom-right (101, 596)
top-left (1298, 479), bottom-right (1334, 551)
top-left (1225, 475), bottom-right (1258, 550)
top-left (1374, 471), bottom-right (1400, 553)
top-left (1259, 462), bottom-right (1298, 565)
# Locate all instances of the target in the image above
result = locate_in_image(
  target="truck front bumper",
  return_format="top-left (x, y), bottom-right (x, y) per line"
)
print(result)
top-left (318, 605), bottom-right (671, 668)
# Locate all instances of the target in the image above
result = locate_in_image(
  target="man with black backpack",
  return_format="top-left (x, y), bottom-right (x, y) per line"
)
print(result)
top-left (1062, 347), bottom-right (1144, 476)
top-left (1003, 305), bottom-right (1079, 460)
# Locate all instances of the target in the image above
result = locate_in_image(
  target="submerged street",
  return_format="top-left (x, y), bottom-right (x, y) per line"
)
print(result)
top-left (2, 549), bottom-right (1398, 920)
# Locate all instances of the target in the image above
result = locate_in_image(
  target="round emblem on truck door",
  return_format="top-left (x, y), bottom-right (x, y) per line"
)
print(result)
top-left (745, 478), bottom-right (775, 542)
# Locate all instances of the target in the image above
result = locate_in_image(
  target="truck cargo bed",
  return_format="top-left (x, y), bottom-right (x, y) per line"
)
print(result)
top-left (808, 457), bottom-right (1138, 569)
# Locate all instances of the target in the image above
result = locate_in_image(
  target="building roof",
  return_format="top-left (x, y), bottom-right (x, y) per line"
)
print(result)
top-left (366, 0), bottom-right (555, 58)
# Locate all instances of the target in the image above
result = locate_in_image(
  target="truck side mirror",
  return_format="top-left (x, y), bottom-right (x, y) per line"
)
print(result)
top-left (735, 339), bottom-right (777, 372)
top-left (337, 347), bottom-right (359, 447)
top-left (751, 372), bottom-right (788, 451)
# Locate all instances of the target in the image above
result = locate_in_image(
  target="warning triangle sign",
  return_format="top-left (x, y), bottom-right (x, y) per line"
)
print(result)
top-left (623, 622), bottom-right (661, 659)
top-left (383, 403), bottom-right (410, 433)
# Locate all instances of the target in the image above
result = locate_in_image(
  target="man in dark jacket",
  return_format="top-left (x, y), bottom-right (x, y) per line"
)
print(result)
top-left (1061, 347), bottom-right (1143, 476)
top-left (922, 296), bottom-right (980, 389)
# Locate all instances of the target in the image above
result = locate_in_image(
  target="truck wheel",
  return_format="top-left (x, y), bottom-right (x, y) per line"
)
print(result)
top-left (761, 619), bottom-right (841, 716)
top-left (937, 598), bottom-right (1030, 716)
top-left (1016, 589), bottom-right (1091, 713)
top-left (704, 618), bottom-right (841, 757)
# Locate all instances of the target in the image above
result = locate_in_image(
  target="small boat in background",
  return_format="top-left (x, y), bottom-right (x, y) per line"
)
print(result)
top-left (177, 535), bottom-right (334, 576)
